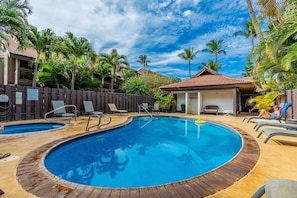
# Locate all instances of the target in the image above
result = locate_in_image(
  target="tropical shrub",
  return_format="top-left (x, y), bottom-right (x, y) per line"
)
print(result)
top-left (248, 92), bottom-right (280, 111)
top-left (154, 90), bottom-right (176, 109)
top-left (120, 77), bottom-right (149, 95)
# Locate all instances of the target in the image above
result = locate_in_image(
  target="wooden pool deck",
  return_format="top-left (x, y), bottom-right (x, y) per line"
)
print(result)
top-left (1, 113), bottom-right (297, 197)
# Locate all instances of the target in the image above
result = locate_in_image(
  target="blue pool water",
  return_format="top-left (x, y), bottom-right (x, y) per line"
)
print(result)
top-left (1, 122), bottom-right (65, 135)
top-left (45, 116), bottom-right (242, 188)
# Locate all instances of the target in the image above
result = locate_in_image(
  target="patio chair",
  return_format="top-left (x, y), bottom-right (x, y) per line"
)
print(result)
top-left (254, 120), bottom-right (297, 131)
top-left (257, 127), bottom-right (297, 143)
top-left (108, 103), bottom-right (128, 115)
top-left (137, 103), bottom-right (149, 113)
top-left (251, 179), bottom-right (297, 198)
top-left (44, 100), bottom-right (77, 121)
top-left (243, 102), bottom-right (292, 123)
top-left (83, 101), bottom-right (103, 116)
top-left (83, 101), bottom-right (111, 131)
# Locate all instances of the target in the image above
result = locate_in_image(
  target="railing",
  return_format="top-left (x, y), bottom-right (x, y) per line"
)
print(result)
top-left (44, 104), bottom-right (77, 122)
top-left (0, 85), bottom-right (154, 122)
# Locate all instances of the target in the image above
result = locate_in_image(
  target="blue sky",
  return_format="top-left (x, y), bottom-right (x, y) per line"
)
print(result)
top-left (28, 0), bottom-right (255, 79)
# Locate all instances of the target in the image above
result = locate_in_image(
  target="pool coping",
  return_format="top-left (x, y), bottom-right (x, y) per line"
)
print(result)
top-left (0, 121), bottom-right (68, 137)
top-left (16, 116), bottom-right (260, 197)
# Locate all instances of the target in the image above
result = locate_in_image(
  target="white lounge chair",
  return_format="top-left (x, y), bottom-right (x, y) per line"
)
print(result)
top-left (44, 100), bottom-right (77, 121)
top-left (257, 127), bottom-right (297, 143)
top-left (137, 103), bottom-right (149, 113)
top-left (83, 101), bottom-right (103, 116)
top-left (83, 101), bottom-right (111, 131)
top-left (254, 121), bottom-right (297, 131)
top-left (243, 102), bottom-right (292, 123)
top-left (108, 103), bottom-right (128, 115)
top-left (252, 179), bottom-right (297, 198)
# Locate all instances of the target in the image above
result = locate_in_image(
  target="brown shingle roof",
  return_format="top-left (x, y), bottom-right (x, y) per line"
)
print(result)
top-left (7, 37), bottom-right (37, 58)
top-left (160, 67), bottom-right (255, 90)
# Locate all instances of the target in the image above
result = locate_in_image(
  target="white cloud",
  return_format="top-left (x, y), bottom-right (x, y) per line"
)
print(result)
top-left (183, 10), bottom-right (193, 17)
top-left (27, 0), bottom-right (253, 79)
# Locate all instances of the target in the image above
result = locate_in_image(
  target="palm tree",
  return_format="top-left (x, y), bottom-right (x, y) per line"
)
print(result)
top-left (252, 0), bottom-right (297, 91)
top-left (0, 0), bottom-right (32, 49)
top-left (233, 20), bottom-right (257, 51)
top-left (99, 49), bottom-right (129, 92)
top-left (258, 0), bottom-right (282, 25)
top-left (199, 59), bottom-right (222, 72)
top-left (62, 32), bottom-right (94, 90)
top-left (202, 39), bottom-right (226, 63)
top-left (137, 55), bottom-right (151, 70)
top-left (0, 9), bottom-right (20, 49)
top-left (37, 62), bottom-right (67, 88)
top-left (1, 0), bottom-right (32, 21)
top-left (245, 0), bottom-right (264, 42)
top-left (94, 61), bottom-right (111, 91)
top-left (178, 48), bottom-right (199, 78)
top-left (20, 26), bottom-right (56, 87)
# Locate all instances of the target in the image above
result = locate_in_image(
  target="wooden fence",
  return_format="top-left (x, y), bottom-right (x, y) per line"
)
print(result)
top-left (1, 85), bottom-right (297, 122)
top-left (0, 85), bottom-right (154, 121)
top-left (281, 89), bottom-right (297, 120)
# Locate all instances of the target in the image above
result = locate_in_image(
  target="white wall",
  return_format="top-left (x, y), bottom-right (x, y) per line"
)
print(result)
top-left (176, 93), bottom-right (185, 111)
top-left (175, 90), bottom-right (234, 114)
top-left (188, 93), bottom-right (198, 114)
top-left (201, 90), bottom-right (233, 114)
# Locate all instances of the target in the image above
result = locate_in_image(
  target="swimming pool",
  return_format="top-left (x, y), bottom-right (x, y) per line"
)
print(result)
top-left (1, 122), bottom-right (66, 136)
top-left (44, 116), bottom-right (242, 188)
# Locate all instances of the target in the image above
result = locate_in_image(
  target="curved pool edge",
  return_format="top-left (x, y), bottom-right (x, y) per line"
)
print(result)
top-left (0, 121), bottom-right (68, 137)
top-left (16, 116), bottom-right (260, 197)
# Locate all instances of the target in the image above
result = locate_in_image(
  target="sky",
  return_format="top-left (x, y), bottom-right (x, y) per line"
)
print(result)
top-left (27, 0), bottom-right (255, 80)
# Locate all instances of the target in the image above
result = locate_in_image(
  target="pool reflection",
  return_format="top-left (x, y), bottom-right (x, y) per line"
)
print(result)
top-left (45, 116), bottom-right (242, 187)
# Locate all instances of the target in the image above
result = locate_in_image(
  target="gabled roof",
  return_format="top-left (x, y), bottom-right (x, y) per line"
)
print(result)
top-left (7, 37), bottom-right (37, 59)
top-left (137, 68), bottom-right (149, 75)
top-left (160, 67), bottom-right (255, 92)
top-left (193, 67), bottom-right (218, 77)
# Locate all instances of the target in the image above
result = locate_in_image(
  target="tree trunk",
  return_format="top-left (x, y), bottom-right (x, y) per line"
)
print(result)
top-left (188, 61), bottom-right (191, 78)
top-left (32, 63), bottom-right (38, 87)
top-left (71, 65), bottom-right (76, 90)
top-left (246, 0), bottom-right (264, 42)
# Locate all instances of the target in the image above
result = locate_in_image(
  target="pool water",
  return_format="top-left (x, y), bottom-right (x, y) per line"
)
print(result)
top-left (1, 122), bottom-right (65, 135)
top-left (45, 116), bottom-right (242, 188)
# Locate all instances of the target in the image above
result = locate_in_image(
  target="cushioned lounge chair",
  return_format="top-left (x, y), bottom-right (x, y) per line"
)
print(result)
top-left (44, 100), bottom-right (77, 121)
top-left (251, 179), bottom-right (297, 198)
top-left (83, 101), bottom-right (103, 116)
top-left (108, 103), bottom-right (128, 115)
top-left (243, 102), bottom-right (292, 123)
top-left (257, 127), bottom-right (297, 143)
